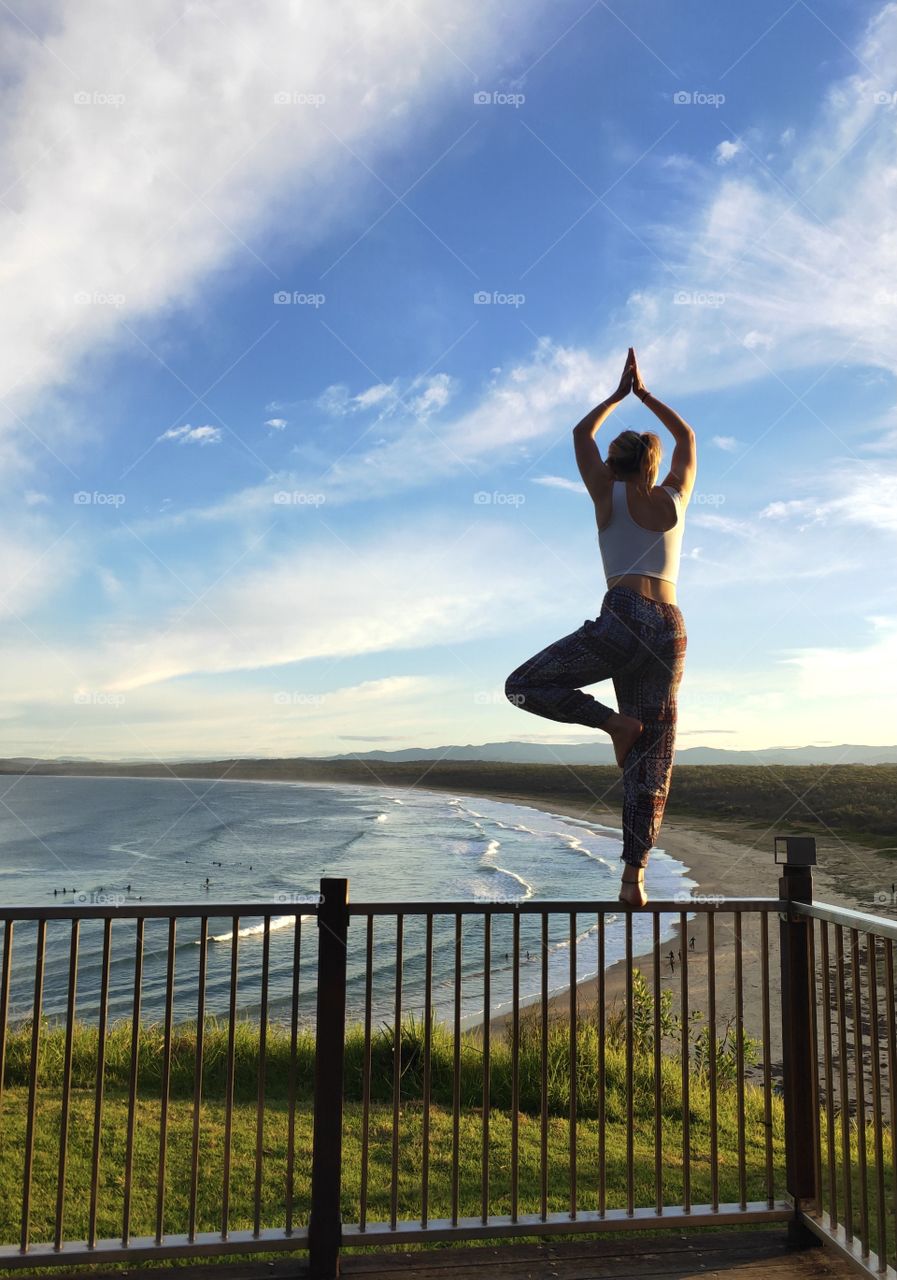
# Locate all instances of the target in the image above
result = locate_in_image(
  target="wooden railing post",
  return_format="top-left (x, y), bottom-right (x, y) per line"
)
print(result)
top-left (309, 877), bottom-right (349, 1279)
top-left (776, 836), bottom-right (820, 1247)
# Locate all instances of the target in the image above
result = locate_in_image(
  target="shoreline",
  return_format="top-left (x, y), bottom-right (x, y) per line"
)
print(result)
top-left (442, 786), bottom-right (897, 1061)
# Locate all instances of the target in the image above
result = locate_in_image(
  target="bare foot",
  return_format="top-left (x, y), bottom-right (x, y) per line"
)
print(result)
top-left (604, 712), bottom-right (644, 768)
top-left (618, 868), bottom-right (648, 908)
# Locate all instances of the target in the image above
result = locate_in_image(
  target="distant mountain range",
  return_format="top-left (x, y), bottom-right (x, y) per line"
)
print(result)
top-left (323, 741), bottom-right (897, 767)
top-left (3, 743), bottom-right (895, 769)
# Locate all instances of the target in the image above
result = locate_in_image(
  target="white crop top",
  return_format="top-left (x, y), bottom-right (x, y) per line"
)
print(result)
top-left (597, 481), bottom-right (687, 585)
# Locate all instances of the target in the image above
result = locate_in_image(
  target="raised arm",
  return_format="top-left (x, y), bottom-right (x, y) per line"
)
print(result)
top-left (572, 350), bottom-right (634, 501)
top-left (630, 350), bottom-right (697, 500)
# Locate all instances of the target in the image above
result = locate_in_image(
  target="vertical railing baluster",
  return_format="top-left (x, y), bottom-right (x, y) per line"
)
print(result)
top-left (422, 913), bottom-right (433, 1229)
top-left (253, 915), bottom-right (271, 1237)
top-left (680, 909), bottom-right (690, 1214)
top-left (87, 918), bottom-right (111, 1250)
top-left (866, 935), bottom-right (887, 1269)
top-left (540, 912), bottom-right (548, 1222)
top-left (760, 911), bottom-right (774, 1208)
top-left (652, 909), bottom-right (662, 1214)
top-left (734, 910), bottom-right (746, 1210)
top-left (155, 918), bottom-right (176, 1245)
top-left (122, 917), bottom-right (144, 1245)
top-left (188, 916), bottom-right (207, 1243)
top-left (360, 916), bottom-right (373, 1232)
top-left (835, 925), bottom-right (853, 1241)
top-left (285, 915), bottom-right (302, 1237)
top-left (884, 938), bottom-right (896, 1272)
top-left (598, 912), bottom-right (606, 1217)
top-left (808, 920), bottom-right (822, 1214)
top-left (850, 928), bottom-right (870, 1256)
top-left (481, 911), bottom-right (491, 1226)
top-left (708, 911), bottom-right (718, 1212)
top-left (20, 917), bottom-right (47, 1252)
top-left (452, 913), bottom-right (462, 1227)
top-left (0, 921), bottom-right (13, 1119)
top-left (625, 910), bottom-right (634, 1216)
top-left (819, 922), bottom-right (837, 1228)
top-left (511, 910), bottom-right (520, 1224)
top-left (569, 909), bottom-right (576, 1221)
top-left (390, 914), bottom-right (404, 1232)
top-left (54, 919), bottom-right (80, 1250)
top-left (221, 917), bottom-right (239, 1239)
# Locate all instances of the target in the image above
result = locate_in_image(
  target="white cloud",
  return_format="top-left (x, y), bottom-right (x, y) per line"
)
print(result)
top-left (715, 139), bottom-right (742, 164)
top-left (265, 418), bottom-right (287, 430)
top-left (0, 0), bottom-right (544, 454)
top-left (711, 435), bottom-right (739, 451)
top-left (157, 424), bottom-right (222, 446)
top-left (24, 490), bottom-right (51, 505)
top-left (531, 475), bottom-right (585, 493)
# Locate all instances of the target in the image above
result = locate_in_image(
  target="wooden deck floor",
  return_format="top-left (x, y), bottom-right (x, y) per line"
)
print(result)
top-left (62, 1229), bottom-right (864, 1280)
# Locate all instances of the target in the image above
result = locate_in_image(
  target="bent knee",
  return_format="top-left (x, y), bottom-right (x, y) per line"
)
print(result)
top-left (504, 670), bottom-right (528, 707)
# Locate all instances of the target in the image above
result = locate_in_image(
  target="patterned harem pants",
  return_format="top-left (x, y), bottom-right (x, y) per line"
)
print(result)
top-left (504, 584), bottom-right (687, 869)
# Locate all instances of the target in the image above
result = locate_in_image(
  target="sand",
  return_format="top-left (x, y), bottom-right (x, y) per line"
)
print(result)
top-left (452, 789), bottom-right (897, 1072)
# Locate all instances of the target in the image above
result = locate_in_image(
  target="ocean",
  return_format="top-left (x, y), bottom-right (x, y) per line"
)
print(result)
top-left (0, 775), bottom-right (695, 1030)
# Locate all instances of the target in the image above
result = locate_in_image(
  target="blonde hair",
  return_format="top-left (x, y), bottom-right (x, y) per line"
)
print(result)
top-left (607, 430), bottom-right (662, 494)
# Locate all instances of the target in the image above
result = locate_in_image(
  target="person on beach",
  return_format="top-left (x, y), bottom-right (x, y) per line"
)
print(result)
top-left (504, 348), bottom-right (696, 909)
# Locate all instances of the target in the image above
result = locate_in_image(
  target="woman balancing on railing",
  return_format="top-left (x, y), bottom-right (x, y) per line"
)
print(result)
top-left (505, 348), bottom-right (696, 909)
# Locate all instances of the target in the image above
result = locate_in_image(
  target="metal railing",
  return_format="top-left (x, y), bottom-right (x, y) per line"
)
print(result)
top-left (0, 838), bottom-right (893, 1278)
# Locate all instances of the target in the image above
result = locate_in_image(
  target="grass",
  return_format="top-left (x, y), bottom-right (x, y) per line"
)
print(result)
top-left (0, 980), bottom-right (893, 1275)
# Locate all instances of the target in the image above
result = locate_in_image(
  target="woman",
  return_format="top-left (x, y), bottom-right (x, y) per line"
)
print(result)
top-left (504, 348), bottom-right (696, 908)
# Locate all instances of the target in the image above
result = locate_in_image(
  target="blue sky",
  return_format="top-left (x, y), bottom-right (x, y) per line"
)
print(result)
top-left (1, 0), bottom-right (894, 760)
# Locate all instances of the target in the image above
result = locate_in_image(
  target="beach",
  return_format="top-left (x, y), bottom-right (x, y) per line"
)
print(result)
top-left (463, 789), bottom-right (897, 1068)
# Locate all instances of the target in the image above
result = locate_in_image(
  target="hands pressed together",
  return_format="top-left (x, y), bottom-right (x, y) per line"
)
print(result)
top-left (608, 347), bottom-right (649, 404)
